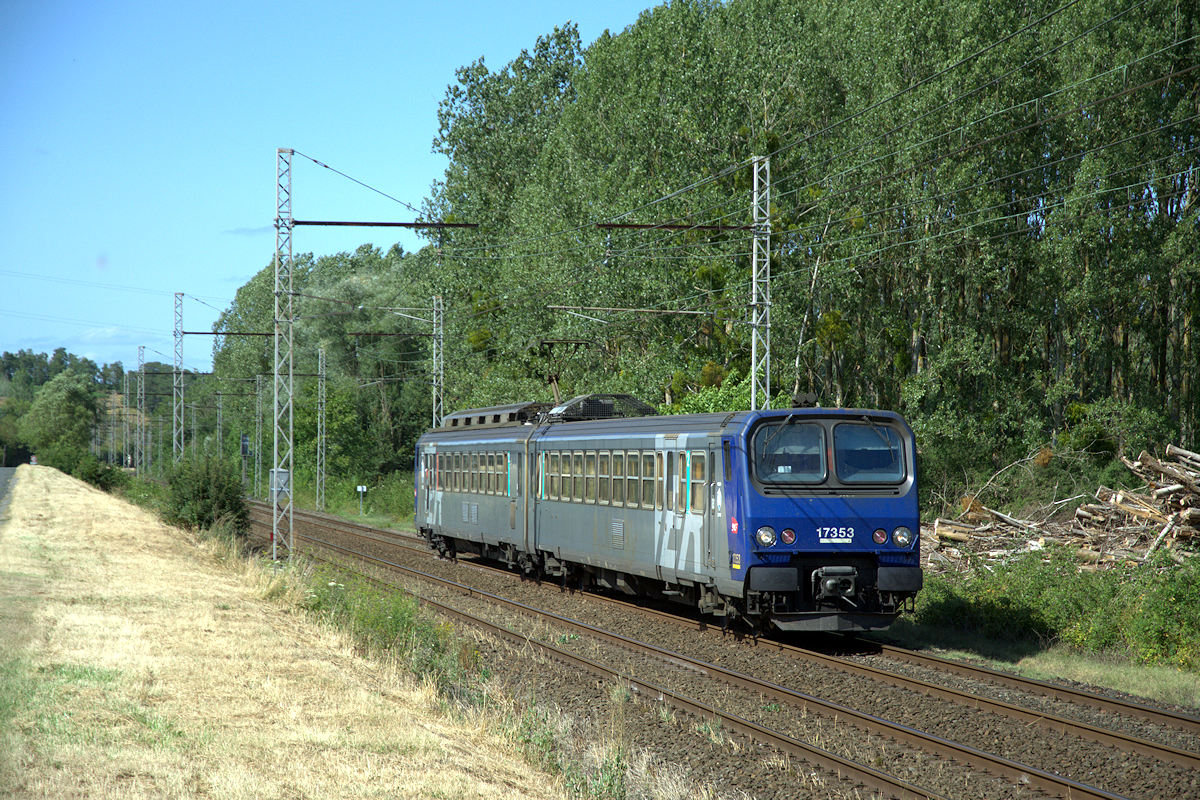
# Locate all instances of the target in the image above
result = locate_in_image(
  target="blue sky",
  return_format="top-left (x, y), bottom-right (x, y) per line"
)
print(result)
top-left (0, 0), bottom-right (656, 373)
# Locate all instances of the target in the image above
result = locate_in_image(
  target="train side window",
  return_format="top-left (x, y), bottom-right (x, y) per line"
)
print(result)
top-left (510, 453), bottom-right (517, 497)
top-left (538, 452), bottom-right (545, 499)
top-left (690, 452), bottom-right (706, 513)
top-left (655, 452), bottom-right (664, 509)
top-left (449, 452), bottom-right (457, 491)
top-left (549, 452), bottom-right (560, 499)
top-left (625, 450), bottom-right (639, 508)
top-left (641, 453), bottom-right (655, 508)
top-left (563, 451), bottom-right (574, 501)
top-left (598, 451), bottom-right (611, 504)
top-left (556, 451), bottom-right (564, 500)
top-left (573, 452), bottom-right (584, 501)
top-left (664, 451), bottom-right (674, 510)
top-left (612, 452), bottom-right (625, 504)
top-left (585, 453), bottom-right (597, 503)
top-left (676, 452), bottom-right (687, 513)
top-left (722, 440), bottom-right (732, 482)
top-left (482, 453), bottom-right (490, 494)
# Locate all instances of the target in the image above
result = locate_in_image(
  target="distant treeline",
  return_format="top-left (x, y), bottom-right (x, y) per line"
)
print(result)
top-left (12, 0), bottom-right (1198, 507)
top-left (212, 0), bottom-right (1197, 501)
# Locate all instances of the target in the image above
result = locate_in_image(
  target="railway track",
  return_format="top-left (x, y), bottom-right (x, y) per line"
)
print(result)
top-left (247, 502), bottom-right (1200, 799)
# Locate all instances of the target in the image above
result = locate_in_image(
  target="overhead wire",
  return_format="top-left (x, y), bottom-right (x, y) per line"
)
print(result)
top-left (443, 2), bottom-right (1180, 281)
top-left (528, 177), bottom-right (1196, 362)
top-left (474, 55), bottom-right (1197, 324)
top-left (515, 145), bottom-right (1197, 347)
top-left (439, 57), bottom-right (1190, 328)
top-left (206, 3), bottom-right (1192, 398)
top-left (623, 32), bottom-right (1196, 251)
top-left (292, 150), bottom-right (427, 219)
top-left (435, 0), bottom-right (1090, 262)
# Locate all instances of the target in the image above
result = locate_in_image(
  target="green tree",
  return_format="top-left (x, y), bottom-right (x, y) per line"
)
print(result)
top-left (18, 371), bottom-right (99, 468)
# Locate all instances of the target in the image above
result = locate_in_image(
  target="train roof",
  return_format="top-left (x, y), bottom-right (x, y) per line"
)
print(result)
top-left (419, 401), bottom-right (910, 447)
top-left (440, 402), bottom-right (551, 430)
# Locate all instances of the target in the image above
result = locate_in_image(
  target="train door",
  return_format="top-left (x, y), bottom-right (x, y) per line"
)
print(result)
top-left (421, 448), bottom-right (436, 527)
top-left (676, 447), bottom-right (710, 578)
top-left (704, 446), bottom-right (719, 570)
top-left (655, 439), bottom-right (678, 585)
top-left (523, 444), bottom-right (539, 557)
top-left (673, 448), bottom-right (694, 577)
top-left (509, 450), bottom-right (520, 531)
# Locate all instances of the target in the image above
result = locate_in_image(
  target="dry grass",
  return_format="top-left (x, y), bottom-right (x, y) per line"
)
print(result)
top-left (0, 465), bottom-right (566, 800)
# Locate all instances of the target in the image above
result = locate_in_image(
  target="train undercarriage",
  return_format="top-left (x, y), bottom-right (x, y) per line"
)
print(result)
top-left (423, 530), bottom-right (915, 633)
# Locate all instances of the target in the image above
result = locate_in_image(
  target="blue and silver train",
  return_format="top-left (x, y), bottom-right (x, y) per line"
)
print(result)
top-left (415, 394), bottom-right (923, 632)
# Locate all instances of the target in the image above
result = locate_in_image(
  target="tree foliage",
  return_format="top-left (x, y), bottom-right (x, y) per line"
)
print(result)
top-left (18, 371), bottom-right (99, 466)
top-left (187, 0), bottom-right (1197, 510)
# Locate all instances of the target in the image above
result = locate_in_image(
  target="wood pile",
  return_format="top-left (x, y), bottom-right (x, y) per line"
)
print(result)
top-left (922, 444), bottom-right (1200, 571)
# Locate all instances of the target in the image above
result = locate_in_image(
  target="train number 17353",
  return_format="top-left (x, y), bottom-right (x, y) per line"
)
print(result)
top-left (817, 526), bottom-right (854, 542)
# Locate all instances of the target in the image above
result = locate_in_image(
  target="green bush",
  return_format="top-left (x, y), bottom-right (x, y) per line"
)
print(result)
top-left (164, 456), bottom-right (248, 533)
top-left (71, 453), bottom-right (128, 492)
top-left (289, 470), bottom-right (415, 525)
top-left (915, 547), bottom-right (1200, 670)
top-left (1060, 399), bottom-right (1171, 462)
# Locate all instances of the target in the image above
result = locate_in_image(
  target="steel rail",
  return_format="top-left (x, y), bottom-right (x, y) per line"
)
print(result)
top-left (870, 643), bottom-right (1200, 737)
top-left (250, 514), bottom-right (1137, 800)
top-left (250, 502), bottom-right (1199, 751)
top-left (561, 587), bottom-right (1200, 768)
top-left (274, 530), bottom-right (943, 800)
top-left (249, 502), bottom-right (1199, 760)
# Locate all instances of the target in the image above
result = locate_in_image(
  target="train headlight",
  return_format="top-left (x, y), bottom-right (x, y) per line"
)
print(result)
top-left (780, 528), bottom-right (796, 545)
top-left (755, 526), bottom-right (777, 547)
top-left (872, 528), bottom-right (888, 544)
top-left (892, 526), bottom-right (914, 548)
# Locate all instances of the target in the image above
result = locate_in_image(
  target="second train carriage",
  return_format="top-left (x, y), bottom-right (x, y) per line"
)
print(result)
top-left (416, 394), bottom-right (923, 632)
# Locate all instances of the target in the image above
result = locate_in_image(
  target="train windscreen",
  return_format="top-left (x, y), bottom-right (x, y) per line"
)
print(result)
top-left (832, 422), bottom-right (905, 483)
top-left (751, 421), bottom-right (826, 484)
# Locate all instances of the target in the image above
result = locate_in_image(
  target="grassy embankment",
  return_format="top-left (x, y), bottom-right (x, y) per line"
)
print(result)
top-left (114, 467), bottom-right (672, 799)
top-left (0, 466), bottom-right (578, 800)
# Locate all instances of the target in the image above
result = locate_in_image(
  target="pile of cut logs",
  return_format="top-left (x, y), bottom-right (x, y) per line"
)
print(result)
top-left (923, 444), bottom-right (1200, 571)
